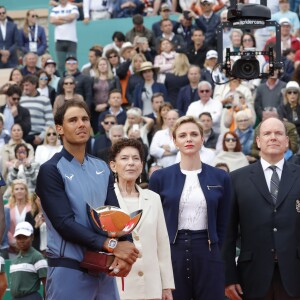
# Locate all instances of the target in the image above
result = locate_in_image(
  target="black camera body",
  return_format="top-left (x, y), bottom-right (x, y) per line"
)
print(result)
top-left (216, 0), bottom-right (283, 81)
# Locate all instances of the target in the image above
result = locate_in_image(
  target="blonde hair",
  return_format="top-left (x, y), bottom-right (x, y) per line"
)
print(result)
top-left (30, 192), bottom-right (39, 216)
top-left (8, 179), bottom-right (30, 208)
top-left (172, 115), bottom-right (204, 140)
top-left (132, 53), bottom-right (146, 73)
top-left (95, 57), bottom-right (114, 80)
top-left (173, 53), bottom-right (190, 76)
top-left (23, 10), bottom-right (36, 38)
top-left (44, 125), bottom-right (59, 145)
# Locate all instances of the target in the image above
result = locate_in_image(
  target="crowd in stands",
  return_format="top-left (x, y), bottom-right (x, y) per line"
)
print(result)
top-left (1, 0), bottom-right (300, 298)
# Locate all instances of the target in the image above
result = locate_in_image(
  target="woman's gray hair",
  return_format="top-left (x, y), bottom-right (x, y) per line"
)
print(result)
top-left (127, 107), bottom-right (142, 117)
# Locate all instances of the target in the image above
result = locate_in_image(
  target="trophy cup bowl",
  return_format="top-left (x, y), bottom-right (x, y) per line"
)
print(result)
top-left (81, 206), bottom-right (143, 274)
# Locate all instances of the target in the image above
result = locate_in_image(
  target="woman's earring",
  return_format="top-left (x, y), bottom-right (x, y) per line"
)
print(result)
top-left (114, 172), bottom-right (118, 183)
top-left (139, 175), bottom-right (142, 184)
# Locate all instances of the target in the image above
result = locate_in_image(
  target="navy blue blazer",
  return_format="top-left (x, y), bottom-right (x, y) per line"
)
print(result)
top-left (0, 20), bottom-right (19, 67)
top-left (133, 81), bottom-right (168, 110)
top-left (149, 163), bottom-right (231, 248)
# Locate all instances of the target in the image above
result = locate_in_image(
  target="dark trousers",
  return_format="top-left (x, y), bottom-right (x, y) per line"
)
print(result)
top-left (171, 230), bottom-right (225, 300)
top-left (246, 264), bottom-right (300, 300)
top-left (12, 291), bottom-right (42, 300)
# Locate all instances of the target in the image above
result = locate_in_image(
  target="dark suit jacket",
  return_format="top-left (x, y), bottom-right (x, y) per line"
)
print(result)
top-left (0, 104), bottom-right (31, 138)
top-left (0, 20), bottom-right (19, 67)
top-left (177, 84), bottom-right (199, 116)
top-left (149, 163), bottom-right (231, 247)
top-left (222, 161), bottom-right (300, 298)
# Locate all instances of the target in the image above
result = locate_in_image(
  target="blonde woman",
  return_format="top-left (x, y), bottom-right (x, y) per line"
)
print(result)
top-left (35, 125), bottom-right (62, 165)
top-left (165, 53), bottom-right (190, 107)
top-left (19, 10), bottom-right (47, 58)
top-left (5, 179), bottom-right (31, 253)
top-left (92, 57), bottom-right (121, 133)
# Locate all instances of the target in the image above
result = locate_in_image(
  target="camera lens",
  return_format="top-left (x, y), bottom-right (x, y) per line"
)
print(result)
top-left (242, 63), bottom-right (254, 75)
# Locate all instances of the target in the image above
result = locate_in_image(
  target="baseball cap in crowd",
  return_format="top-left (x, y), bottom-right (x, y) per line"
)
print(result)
top-left (206, 50), bottom-right (218, 60)
top-left (200, 0), bottom-right (215, 4)
top-left (279, 18), bottom-right (291, 26)
top-left (161, 4), bottom-right (170, 11)
top-left (14, 221), bottom-right (34, 237)
top-left (44, 59), bottom-right (56, 67)
top-left (65, 55), bottom-right (78, 63)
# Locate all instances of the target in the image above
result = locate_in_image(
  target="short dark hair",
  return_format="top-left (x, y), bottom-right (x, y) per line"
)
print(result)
top-left (199, 112), bottom-right (212, 120)
top-left (14, 143), bottom-right (29, 158)
top-left (54, 100), bottom-right (91, 126)
top-left (151, 92), bottom-right (164, 102)
top-left (191, 28), bottom-right (204, 35)
top-left (89, 47), bottom-right (102, 57)
top-left (132, 14), bottom-right (143, 25)
top-left (6, 85), bottom-right (22, 97)
top-left (105, 49), bottom-right (119, 60)
top-left (109, 89), bottom-right (122, 97)
top-left (112, 31), bottom-right (125, 42)
top-left (22, 74), bottom-right (38, 88)
top-left (160, 18), bottom-right (172, 27)
top-left (109, 138), bottom-right (145, 163)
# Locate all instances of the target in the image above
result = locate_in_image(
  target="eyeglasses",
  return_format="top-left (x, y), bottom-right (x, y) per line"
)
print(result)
top-left (201, 2), bottom-right (211, 6)
top-left (242, 38), bottom-right (253, 42)
top-left (39, 76), bottom-right (48, 80)
top-left (17, 150), bottom-right (27, 154)
top-left (236, 119), bottom-right (249, 123)
top-left (199, 89), bottom-right (210, 93)
top-left (109, 55), bottom-right (118, 59)
top-left (12, 97), bottom-right (20, 101)
top-left (287, 91), bottom-right (298, 95)
top-left (0, 12), bottom-right (6, 15)
top-left (224, 138), bottom-right (237, 142)
top-left (47, 132), bottom-right (57, 137)
top-left (104, 121), bottom-right (116, 125)
top-left (66, 61), bottom-right (77, 65)
top-left (64, 82), bottom-right (74, 85)
top-left (30, 14), bottom-right (38, 18)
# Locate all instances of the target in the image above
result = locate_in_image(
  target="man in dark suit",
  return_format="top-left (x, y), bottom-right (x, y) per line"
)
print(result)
top-left (223, 117), bottom-right (300, 300)
top-left (1, 85), bottom-right (31, 138)
top-left (0, 6), bottom-right (19, 68)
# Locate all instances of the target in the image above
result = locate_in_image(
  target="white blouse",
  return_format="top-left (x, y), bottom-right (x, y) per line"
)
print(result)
top-left (178, 169), bottom-right (208, 230)
top-left (35, 144), bottom-right (63, 165)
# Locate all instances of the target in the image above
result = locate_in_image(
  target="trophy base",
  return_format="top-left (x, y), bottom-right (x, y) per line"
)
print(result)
top-left (80, 251), bottom-right (114, 274)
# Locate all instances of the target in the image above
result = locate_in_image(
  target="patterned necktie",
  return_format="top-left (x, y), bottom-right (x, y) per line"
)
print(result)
top-left (269, 165), bottom-right (279, 204)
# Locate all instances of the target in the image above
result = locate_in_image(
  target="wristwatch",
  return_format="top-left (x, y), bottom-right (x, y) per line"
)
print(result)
top-left (107, 238), bottom-right (118, 253)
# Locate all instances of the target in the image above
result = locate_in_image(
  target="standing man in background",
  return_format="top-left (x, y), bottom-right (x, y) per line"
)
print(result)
top-left (223, 117), bottom-right (300, 300)
top-left (50, 0), bottom-right (79, 75)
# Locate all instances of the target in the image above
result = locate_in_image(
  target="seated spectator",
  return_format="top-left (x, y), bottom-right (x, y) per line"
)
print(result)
top-left (102, 31), bottom-right (125, 57)
top-left (186, 81), bottom-right (223, 133)
top-left (25, 193), bottom-right (47, 254)
top-left (125, 53), bottom-right (146, 105)
top-left (92, 57), bottom-right (121, 134)
top-left (154, 38), bottom-right (176, 83)
top-left (1, 85), bottom-right (31, 138)
top-left (150, 109), bottom-right (179, 168)
top-left (44, 59), bottom-right (60, 92)
top-left (106, 48), bottom-right (121, 76)
top-left (19, 10), bottom-right (47, 61)
top-left (133, 61), bottom-right (168, 115)
top-left (98, 89), bottom-right (127, 134)
top-left (81, 46), bottom-right (102, 78)
top-left (95, 124), bottom-right (125, 162)
top-left (199, 112), bottom-right (219, 150)
top-left (234, 111), bottom-right (256, 162)
top-left (155, 19), bottom-right (185, 51)
top-left (21, 52), bottom-right (41, 76)
top-left (35, 125), bottom-right (62, 165)
top-left (201, 50), bottom-right (225, 90)
top-left (113, 0), bottom-right (145, 18)
top-left (212, 131), bottom-right (249, 172)
top-left (93, 114), bottom-right (117, 155)
top-left (0, 68), bottom-right (23, 95)
top-left (254, 69), bottom-right (286, 121)
top-left (186, 28), bottom-right (208, 69)
top-left (154, 102), bottom-right (173, 133)
top-left (177, 65), bottom-right (201, 114)
top-left (164, 52), bottom-right (190, 108)
top-left (4, 179), bottom-right (31, 253)
top-left (0, 6), bottom-right (19, 68)
top-left (278, 81), bottom-right (300, 136)
top-left (145, 92), bottom-right (165, 123)
top-left (53, 75), bottom-right (84, 116)
top-left (124, 107), bottom-right (154, 146)
top-left (223, 90), bottom-right (256, 132)
top-left (190, 0), bottom-right (225, 16)
top-left (37, 70), bottom-right (56, 106)
top-left (251, 106), bottom-right (299, 160)
top-left (5, 143), bottom-right (39, 199)
top-left (10, 221), bottom-right (47, 299)
top-left (2, 124), bottom-right (34, 180)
